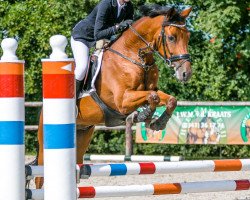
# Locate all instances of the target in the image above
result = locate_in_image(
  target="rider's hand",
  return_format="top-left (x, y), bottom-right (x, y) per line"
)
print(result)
top-left (116, 20), bottom-right (133, 33)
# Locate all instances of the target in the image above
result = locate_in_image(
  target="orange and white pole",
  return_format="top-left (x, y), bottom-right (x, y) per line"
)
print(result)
top-left (78, 179), bottom-right (250, 198)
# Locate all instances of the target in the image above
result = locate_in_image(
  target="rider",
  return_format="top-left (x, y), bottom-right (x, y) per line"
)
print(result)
top-left (71, 0), bottom-right (134, 99)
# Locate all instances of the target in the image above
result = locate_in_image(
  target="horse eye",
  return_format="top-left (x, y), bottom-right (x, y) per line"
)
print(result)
top-left (168, 35), bottom-right (175, 43)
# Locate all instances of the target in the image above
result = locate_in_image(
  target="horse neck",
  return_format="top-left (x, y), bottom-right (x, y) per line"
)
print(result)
top-left (113, 16), bottom-right (163, 52)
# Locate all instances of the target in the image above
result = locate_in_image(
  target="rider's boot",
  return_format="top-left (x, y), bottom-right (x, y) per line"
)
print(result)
top-left (76, 79), bottom-right (83, 102)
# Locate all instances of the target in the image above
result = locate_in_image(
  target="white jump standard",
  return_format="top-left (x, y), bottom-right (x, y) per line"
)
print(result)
top-left (42, 35), bottom-right (77, 200)
top-left (0, 38), bottom-right (25, 200)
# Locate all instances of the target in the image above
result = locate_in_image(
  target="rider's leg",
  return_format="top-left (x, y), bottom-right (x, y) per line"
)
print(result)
top-left (70, 37), bottom-right (89, 99)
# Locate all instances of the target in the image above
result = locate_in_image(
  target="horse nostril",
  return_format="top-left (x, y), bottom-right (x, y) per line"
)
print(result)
top-left (183, 72), bottom-right (186, 78)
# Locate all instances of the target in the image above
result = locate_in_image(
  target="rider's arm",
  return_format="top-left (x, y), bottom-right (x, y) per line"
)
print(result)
top-left (94, 0), bottom-right (117, 41)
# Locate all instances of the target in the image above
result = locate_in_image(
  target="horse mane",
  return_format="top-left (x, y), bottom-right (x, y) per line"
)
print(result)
top-left (109, 4), bottom-right (186, 47)
top-left (139, 4), bottom-right (185, 23)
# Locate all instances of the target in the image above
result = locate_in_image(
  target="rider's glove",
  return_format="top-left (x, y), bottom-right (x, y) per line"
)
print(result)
top-left (116, 20), bottom-right (133, 33)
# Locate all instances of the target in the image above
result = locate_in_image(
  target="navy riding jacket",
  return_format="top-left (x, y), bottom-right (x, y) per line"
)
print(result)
top-left (72, 0), bottom-right (134, 48)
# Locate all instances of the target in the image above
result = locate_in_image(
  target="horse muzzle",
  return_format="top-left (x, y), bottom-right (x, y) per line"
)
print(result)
top-left (173, 59), bottom-right (192, 82)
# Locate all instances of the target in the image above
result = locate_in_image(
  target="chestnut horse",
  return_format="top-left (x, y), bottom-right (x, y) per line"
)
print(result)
top-left (35, 5), bottom-right (192, 188)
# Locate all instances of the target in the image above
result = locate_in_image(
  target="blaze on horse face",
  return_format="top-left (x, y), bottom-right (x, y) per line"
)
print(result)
top-left (157, 7), bottom-right (192, 82)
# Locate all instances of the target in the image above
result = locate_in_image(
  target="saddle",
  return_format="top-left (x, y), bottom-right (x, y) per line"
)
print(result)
top-left (79, 39), bottom-right (127, 127)
top-left (82, 39), bottom-right (112, 92)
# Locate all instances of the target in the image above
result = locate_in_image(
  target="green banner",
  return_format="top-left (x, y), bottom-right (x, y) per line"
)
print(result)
top-left (136, 106), bottom-right (250, 145)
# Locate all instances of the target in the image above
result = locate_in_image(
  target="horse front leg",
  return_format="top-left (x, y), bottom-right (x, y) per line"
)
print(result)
top-left (121, 90), bottom-right (160, 124)
top-left (137, 92), bottom-right (160, 127)
top-left (149, 90), bottom-right (177, 131)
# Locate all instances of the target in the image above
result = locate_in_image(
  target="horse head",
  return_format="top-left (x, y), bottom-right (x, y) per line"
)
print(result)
top-left (135, 5), bottom-right (192, 82)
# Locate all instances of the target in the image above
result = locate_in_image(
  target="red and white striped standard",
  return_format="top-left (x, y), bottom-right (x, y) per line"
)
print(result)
top-left (0, 38), bottom-right (25, 200)
top-left (42, 35), bottom-right (76, 200)
top-left (78, 179), bottom-right (250, 198)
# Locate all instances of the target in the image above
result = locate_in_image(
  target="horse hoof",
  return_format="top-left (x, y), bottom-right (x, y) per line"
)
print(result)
top-left (150, 121), bottom-right (166, 131)
top-left (137, 105), bottom-right (155, 122)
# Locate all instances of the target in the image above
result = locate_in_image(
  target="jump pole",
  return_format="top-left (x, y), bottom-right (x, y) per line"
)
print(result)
top-left (42, 35), bottom-right (76, 199)
top-left (83, 154), bottom-right (182, 162)
top-left (0, 38), bottom-right (25, 200)
top-left (80, 159), bottom-right (250, 178)
top-left (26, 159), bottom-right (250, 179)
top-left (26, 179), bottom-right (250, 199)
top-left (78, 179), bottom-right (250, 198)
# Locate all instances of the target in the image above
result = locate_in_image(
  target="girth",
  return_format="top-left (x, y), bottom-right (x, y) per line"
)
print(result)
top-left (90, 91), bottom-right (127, 127)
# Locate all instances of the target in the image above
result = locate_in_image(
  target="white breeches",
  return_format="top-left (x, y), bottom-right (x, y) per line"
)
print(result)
top-left (70, 37), bottom-right (89, 81)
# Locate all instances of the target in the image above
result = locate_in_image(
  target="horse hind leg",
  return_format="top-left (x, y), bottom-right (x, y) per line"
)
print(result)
top-left (35, 110), bottom-right (44, 189)
top-left (76, 125), bottom-right (95, 163)
top-left (34, 124), bottom-right (95, 189)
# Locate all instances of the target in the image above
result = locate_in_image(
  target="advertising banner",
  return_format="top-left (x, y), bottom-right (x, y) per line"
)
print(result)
top-left (136, 106), bottom-right (250, 145)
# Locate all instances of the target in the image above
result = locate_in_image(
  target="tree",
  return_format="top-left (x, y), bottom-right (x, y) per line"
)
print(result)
top-left (1, 0), bottom-right (249, 101)
top-left (155, 0), bottom-right (250, 101)
top-left (0, 0), bottom-right (87, 100)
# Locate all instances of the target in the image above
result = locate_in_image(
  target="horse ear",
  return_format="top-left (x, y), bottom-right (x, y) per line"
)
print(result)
top-left (180, 7), bottom-right (192, 18)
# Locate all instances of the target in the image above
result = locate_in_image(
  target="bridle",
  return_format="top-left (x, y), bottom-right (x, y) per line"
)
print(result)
top-left (107, 15), bottom-right (191, 72)
top-left (159, 15), bottom-right (191, 71)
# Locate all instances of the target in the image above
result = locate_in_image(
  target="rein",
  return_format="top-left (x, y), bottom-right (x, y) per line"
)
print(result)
top-left (107, 25), bottom-right (158, 72)
top-left (108, 16), bottom-right (190, 71)
top-left (107, 48), bottom-right (153, 71)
